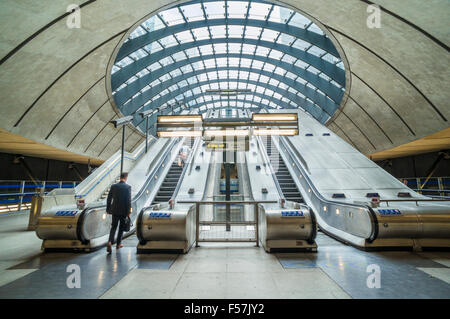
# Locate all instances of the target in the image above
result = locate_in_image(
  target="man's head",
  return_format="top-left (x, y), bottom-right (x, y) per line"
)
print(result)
top-left (120, 172), bottom-right (128, 182)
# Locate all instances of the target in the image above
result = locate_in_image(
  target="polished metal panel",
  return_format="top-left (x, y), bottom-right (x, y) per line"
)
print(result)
top-left (80, 208), bottom-right (112, 241)
top-left (258, 203), bottom-right (317, 252)
top-left (36, 207), bottom-right (80, 240)
top-left (137, 204), bottom-right (196, 253)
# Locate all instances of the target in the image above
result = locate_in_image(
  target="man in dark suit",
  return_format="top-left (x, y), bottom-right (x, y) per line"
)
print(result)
top-left (106, 172), bottom-right (131, 253)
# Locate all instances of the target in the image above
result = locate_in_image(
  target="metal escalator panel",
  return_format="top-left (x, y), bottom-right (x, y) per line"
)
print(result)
top-left (152, 162), bottom-right (183, 204)
top-left (264, 137), bottom-right (304, 203)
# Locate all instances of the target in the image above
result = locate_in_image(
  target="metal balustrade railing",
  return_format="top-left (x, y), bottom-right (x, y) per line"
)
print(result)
top-left (0, 180), bottom-right (80, 213)
top-left (398, 176), bottom-right (450, 199)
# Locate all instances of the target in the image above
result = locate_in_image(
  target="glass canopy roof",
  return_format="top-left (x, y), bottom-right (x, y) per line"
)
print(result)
top-left (110, 0), bottom-right (346, 132)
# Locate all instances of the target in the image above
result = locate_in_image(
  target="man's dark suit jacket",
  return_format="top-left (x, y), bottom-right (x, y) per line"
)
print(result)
top-left (106, 181), bottom-right (131, 216)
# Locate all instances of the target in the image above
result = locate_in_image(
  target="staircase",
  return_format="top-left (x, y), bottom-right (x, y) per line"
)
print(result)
top-left (152, 162), bottom-right (183, 204)
top-left (265, 137), bottom-right (304, 203)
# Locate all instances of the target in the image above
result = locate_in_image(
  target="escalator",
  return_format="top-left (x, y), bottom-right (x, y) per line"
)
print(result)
top-left (152, 162), bottom-right (183, 204)
top-left (36, 137), bottom-right (183, 251)
top-left (265, 137), bottom-right (303, 203)
top-left (151, 138), bottom-right (195, 204)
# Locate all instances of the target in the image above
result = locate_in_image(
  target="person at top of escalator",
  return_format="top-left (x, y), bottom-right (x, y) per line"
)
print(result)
top-left (178, 144), bottom-right (191, 168)
top-left (106, 172), bottom-right (131, 253)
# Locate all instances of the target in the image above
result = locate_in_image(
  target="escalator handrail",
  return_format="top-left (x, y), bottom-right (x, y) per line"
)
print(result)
top-left (255, 136), bottom-right (285, 201)
top-left (77, 138), bottom-right (181, 242)
top-left (75, 140), bottom-right (152, 198)
top-left (279, 136), bottom-right (378, 241)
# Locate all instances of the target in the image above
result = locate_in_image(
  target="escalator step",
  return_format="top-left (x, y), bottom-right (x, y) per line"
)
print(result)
top-left (162, 183), bottom-right (177, 187)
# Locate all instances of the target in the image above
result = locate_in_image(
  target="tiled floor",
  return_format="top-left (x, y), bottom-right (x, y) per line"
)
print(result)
top-left (102, 242), bottom-right (350, 299)
top-left (0, 211), bottom-right (450, 299)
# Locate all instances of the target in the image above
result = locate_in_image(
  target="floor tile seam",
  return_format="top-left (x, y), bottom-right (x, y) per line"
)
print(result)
top-left (316, 264), bottom-right (355, 299)
top-left (97, 262), bottom-right (139, 299)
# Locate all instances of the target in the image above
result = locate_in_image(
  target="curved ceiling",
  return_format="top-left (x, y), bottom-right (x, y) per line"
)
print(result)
top-left (109, 0), bottom-right (347, 132)
top-left (0, 0), bottom-right (448, 162)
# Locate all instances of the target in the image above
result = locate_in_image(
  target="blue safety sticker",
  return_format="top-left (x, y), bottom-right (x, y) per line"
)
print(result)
top-left (149, 212), bottom-right (172, 219)
top-left (55, 210), bottom-right (77, 217)
top-left (378, 209), bottom-right (402, 215)
top-left (281, 211), bottom-right (304, 217)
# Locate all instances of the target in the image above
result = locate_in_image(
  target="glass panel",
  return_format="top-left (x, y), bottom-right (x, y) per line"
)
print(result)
top-left (181, 3), bottom-right (204, 22)
top-left (244, 26), bottom-right (262, 39)
top-left (248, 2), bottom-right (272, 21)
top-left (268, 5), bottom-right (294, 24)
top-left (240, 59), bottom-right (251, 68)
top-left (260, 29), bottom-right (279, 42)
top-left (192, 27), bottom-right (210, 41)
top-left (228, 1), bottom-right (248, 19)
top-left (228, 58), bottom-right (239, 67)
top-left (307, 65), bottom-right (320, 75)
top-left (172, 51), bottom-right (187, 62)
top-left (159, 56), bottom-right (174, 67)
top-left (159, 7), bottom-right (185, 26)
top-left (214, 43), bottom-right (227, 54)
top-left (210, 25), bottom-right (227, 39)
top-left (136, 68), bottom-right (150, 78)
top-left (116, 57), bottom-right (134, 68)
top-left (308, 46), bottom-right (327, 57)
top-left (228, 25), bottom-right (244, 38)
top-left (263, 63), bottom-right (275, 72)
top-left (241, 44), bottom-right (255, 54)
top-left (281, 54), bottom-right (296, 64)
top-left (185, 48), bottom-right (200, 58)
top-left (277, 33), bottom-right (295, 46)
top-left (255, 46), bottom-right (270, 57)
top-left (204, 2), bottom-right (225, 19)
top-left (289, 13), bottom-right (311, 29)
top-left (159, 35), bottom-right (178, 49)
top-left (292, 38), bottom-right (311, 51)
top-left (199, 45), bottom-right (214, 56)
top-left (130, 49), bottom-right (148, 61)
top-left (142, 15), bottom-right (165, 32)
top-left (180, 64), bottom-right (193, 73)
top-left (175, 30), bottom-right (194, 43)
top-left (273, 67), bottom-right (285, 76)
top-left (259, 75), bottom-right (269, 83)
top-left (322, 53), bottom-right (339, 64)
top-left (144, 42), bottom-right (163, 54)
top-left (295, 59), bottom-right (309, 69)
top-left (319, 72), bottom-right (331, 81)
top-left (251, 60), bottom-right (264, 69)
top-left (129, 26), bottom-right (146, 39)
top-left (111, 65), bottom-right (121, 74)
top-left (307, 24), bottom-right (325, 36)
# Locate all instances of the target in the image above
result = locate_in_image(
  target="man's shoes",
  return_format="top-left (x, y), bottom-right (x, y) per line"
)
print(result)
top-left (106, 242), bottom-right (112, 253)
top-left (116, 244), bottom-right (124, 249)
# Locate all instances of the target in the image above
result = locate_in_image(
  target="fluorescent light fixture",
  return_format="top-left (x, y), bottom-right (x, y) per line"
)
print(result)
top-left (204, 129), bottom-right (249, 137)
top-left (157, 130), bottom-right (202, 137)
top-left (157, 115), bottom-right (202, 123)
top-left (254, 128), bottom-right (298, 136)
top-left (252, 113), bottom-right (298, 122)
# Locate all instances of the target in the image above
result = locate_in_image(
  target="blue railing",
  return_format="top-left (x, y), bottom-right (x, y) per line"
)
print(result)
top-left (0, 180), bottom-right (79, 213)
top-left (399, 177), bottom-right (450, 198)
